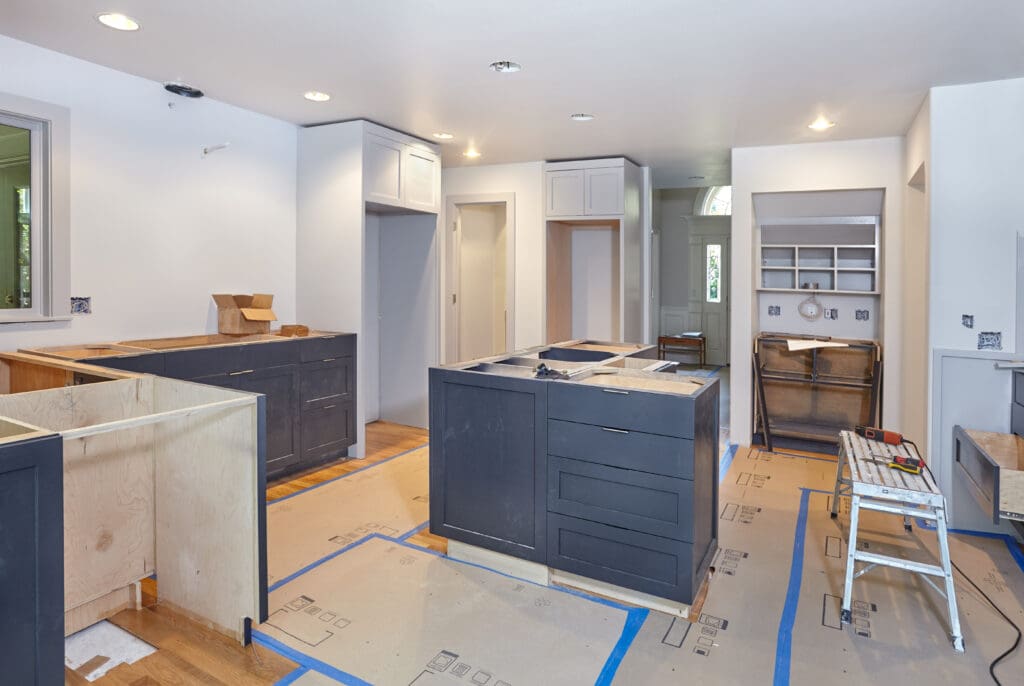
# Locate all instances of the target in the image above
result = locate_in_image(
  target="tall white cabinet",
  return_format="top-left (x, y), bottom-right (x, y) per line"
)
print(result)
top-left (544, 158), bottom-right (644, 343)
top-left (297, 120), bottom-right (441, 456)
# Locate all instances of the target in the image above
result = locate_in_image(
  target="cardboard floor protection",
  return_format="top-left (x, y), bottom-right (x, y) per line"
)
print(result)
top-left (256, 536), bottom-right (643, 686)
top-left (267, 446), bottom-right (430, 585)
top-left (613, 448), bottom-right (1024, 685)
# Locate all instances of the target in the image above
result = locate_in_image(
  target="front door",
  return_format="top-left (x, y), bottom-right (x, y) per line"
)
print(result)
top-left (701, 237), bottom-right (729, 366)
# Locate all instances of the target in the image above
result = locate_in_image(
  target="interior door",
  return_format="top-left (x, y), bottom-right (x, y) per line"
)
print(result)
top-left (649, 230), bottom-right (661, 341)
top-left (454, 203), bottom-right (510, 361)
top-left (701, 237), bottom-right (730, 366)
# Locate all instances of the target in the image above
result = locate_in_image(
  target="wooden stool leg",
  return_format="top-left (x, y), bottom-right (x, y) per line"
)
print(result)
top-left (841, 495), bottom-right (861, 624)
top-left (935, 506), bottom-right (965, 652)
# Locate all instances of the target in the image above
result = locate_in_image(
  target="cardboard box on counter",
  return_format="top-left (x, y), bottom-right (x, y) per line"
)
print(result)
top-left (212, 293), bottom-right (277, 334)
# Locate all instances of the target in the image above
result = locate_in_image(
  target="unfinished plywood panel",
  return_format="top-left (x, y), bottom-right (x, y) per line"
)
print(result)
top-left (547, 221), bottom-right (574, 344)
top-left (152, 377), bottom-right (261, 641)
top-left (64, 585), bottom-right (136, 637)
top-left (579, 373), bottom-right (703, 396)
top-left (0, 351), bottom-right (136, 394)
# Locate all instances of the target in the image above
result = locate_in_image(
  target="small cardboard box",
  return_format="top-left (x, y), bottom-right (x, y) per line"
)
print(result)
top-left (212, 293), bottom-right (277, 335)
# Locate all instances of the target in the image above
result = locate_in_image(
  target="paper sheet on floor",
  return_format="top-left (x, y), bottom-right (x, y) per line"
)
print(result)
top-left (267, 446), bottom-right (430, 585)
top-left (257, 536), bottom-right (638, 686)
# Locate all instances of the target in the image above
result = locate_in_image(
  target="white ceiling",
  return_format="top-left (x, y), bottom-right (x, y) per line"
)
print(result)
top-left (4, 1), bottom-right (1024, 187)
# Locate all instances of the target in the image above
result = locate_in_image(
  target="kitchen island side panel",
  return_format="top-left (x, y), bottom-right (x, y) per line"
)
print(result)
top-left (429, 368), bottom-right (548, 562)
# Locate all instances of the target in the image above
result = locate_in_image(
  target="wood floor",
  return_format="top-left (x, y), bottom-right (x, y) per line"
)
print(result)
top-left (68, 421), bottom-right (433, 685)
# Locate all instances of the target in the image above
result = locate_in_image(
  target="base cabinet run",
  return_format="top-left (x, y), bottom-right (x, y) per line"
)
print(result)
top-left (429, 365), bottom-right (719, 604)
top-left (75, 333), bottom-right (356, 479)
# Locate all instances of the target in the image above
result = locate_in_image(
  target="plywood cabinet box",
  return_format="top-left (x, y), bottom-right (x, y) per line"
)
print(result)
top-left (430, 341), bottom-right (719, 608)
top-left (0, 352), bottom-right (266, 683)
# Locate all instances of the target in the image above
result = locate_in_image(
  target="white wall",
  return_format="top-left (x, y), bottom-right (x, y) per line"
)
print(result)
top-left (0, 35), bottom-right (297, 349)
top-left (730, 137), bottom-right (905, 447)
top-left (442, 162), bottom-right (544, 354)
top-left (929, 78), bottom-right (1024, 352)
top-left (571, 225), bottom-right (620, 340)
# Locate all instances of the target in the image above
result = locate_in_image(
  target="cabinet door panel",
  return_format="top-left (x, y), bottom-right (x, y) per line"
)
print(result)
top-left (364, 134), bottom-right (403, 205)
top-left (228, 365), bottom-right (300, 476)
top-left (301, 401), bottom-right (354, 463)
top-left (0, 434), bottom-right (63, 685)
top-left (585, 167), bottom-right (624, 215)
top-left (403, 147), bottom-right (440, 211)
top-left (546, 169), bottom-right (585, 217)
top-left (429, 369), bottom-right (547, 562)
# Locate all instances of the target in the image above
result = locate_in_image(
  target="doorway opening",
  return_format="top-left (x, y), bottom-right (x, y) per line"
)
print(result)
top-left (445, 195), bottom-right (516, 363)
top-left (363, 205), bottom-right (439, 430)
top-left (546, 219), bottom-right (622, 343)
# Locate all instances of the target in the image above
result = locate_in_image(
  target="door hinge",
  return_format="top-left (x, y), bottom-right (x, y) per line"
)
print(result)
top-left (452, 293), bottom-right (457, 304)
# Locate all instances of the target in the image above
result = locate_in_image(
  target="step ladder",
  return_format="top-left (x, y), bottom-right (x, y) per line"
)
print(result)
top-left (830, 430), bottom-right (964, 652)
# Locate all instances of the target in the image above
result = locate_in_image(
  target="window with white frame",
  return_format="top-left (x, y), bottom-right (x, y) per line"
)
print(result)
top-left (696, 185), bottom-right (732, 216)
top-left (0, 106), bottom-right (60, 320)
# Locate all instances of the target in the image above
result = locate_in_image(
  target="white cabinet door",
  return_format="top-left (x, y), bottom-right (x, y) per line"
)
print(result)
top-left (403, 146), bottom-right (440, 212)
top-left (364, 134), bottom-right (403, 206)
top-left (546, 170), bottom-right (585, 217)
top-left (585, 167), bottom-right (624, 215)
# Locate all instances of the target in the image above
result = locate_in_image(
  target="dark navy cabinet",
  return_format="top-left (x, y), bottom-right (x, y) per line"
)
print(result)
top-left (430, 356), bottom-right (719, 605)
top-left (429, 369), bottom-right (548, 562)
top-left (75, 333), bottom-right (356, 479)
top-left (0, 432), bottom-right (63, 685)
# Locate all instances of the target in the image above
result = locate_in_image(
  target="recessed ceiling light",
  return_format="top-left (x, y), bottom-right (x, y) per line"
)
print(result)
top-left (570, 113), bottom-right (595, 122)
top-left (96, 12), bottom-right (140, 31)
top-left (489, 61), bottom-right (522, 73)
top-left (164, 82), bottom-right (204, 98)
top-left (304, 91), bottom-right (331, 102)
top-left (463, 149), bottom-right (482, 159)
top-left (808, 115), bottom-right (836, 131)
top-left (432, 132), bottom-right (454, 140)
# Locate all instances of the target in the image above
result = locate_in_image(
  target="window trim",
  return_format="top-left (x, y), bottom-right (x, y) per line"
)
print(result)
top-left (0, 93), bottom-right (70, 323)
top-left (696, 185), bottom-right (732, 217)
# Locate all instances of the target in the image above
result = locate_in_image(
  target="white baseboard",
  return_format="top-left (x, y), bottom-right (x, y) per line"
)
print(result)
top-left (446, 540), bottom-right (550, 586)
top-left (549, 569), bottom-right (692, 618)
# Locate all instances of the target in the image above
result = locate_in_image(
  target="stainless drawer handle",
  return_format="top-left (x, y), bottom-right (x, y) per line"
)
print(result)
top-left (323, 404), bottom-right (337, 410)
top-left (601, 388), bottom-right (630, 395)
top-left (601, 427), bottom-right (630, 434)
top-left (322, 357), bottom-right (336, 363)
top-left (229, 369), bottom-right (255, 376)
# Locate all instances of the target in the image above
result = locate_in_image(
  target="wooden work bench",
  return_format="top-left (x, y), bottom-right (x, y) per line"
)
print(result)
top-left (658, 334), bottom-right (706, 366)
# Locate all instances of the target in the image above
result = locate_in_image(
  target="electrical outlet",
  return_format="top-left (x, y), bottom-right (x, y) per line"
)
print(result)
top-left (962, 314), bottom-right (974, 329)
top-left (855, 310), bottom-right (870, 321)
top-left (978, 332), bottom-right (1002, 351)
top-left (70, 296), bottom-right (91, 315)
top-left (768, 305), bottom-right (781, 317)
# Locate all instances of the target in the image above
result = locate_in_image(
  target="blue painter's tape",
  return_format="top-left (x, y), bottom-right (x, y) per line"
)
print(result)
top-left (707, 364), bottom-right (725, 376)
top-left (275, 666), bottom-right (309, 685)
top-left (269, 533), bottom-right (380, 592)
top-left (254, 631), bottom-right (373, 686)
top-left (267, 443), bottom-right (429, 505)
top-left (909, 519), bottom-right (1024, 575)
top-left (719, 443), bottom-right (738, 484)
top-left (594, 607), bottom-right (649, 686)
top-left (772, 487), bottom-right (811, 686)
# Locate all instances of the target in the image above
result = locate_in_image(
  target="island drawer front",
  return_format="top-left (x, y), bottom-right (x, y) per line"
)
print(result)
top-left (298, 334), bottom-right (355, 363)
top-left (548, 382), bottom-right (694, 438)
top-left (548, 457), bottom-right (695, 542)
top-left (547, 513), bottom-right (693, 603)
top-left (1013, 402), bottom-right (1024, 437)
top-left (548, 419), bottom-right (694, 479)
top-left (301, 356), bottom-right (354, 406)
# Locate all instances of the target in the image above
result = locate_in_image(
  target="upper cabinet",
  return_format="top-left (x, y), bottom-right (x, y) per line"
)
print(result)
top-left (544, 159), bottom-right (634, 218)
top-left (363, 124), bottom-right (441, 213)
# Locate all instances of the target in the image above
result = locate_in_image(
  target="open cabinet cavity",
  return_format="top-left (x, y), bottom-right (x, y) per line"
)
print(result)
top-left (363, 206), bottom-right (439, 429)
top-left (547, 219), bottom-right (622, 343)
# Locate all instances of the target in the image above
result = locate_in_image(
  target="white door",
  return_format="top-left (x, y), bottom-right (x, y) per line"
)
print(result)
top-left (700, 237), bottom-right (730, 366)
top-left (454, 203), bottom-right (511, 361)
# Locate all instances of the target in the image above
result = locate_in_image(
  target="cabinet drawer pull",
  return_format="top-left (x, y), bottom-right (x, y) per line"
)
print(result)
top-left (306, 394), bottom-right (343, 403)
top-left (323, 404), bottom-right (337, 410)
top-left (322, 357), bottom-right (336, 363)
top-left (229, 369), bottom-right (255, 376)
top-left (601, 388), bottom-right (630, 395)
top-left (601, 427), bottom-right (630, 435)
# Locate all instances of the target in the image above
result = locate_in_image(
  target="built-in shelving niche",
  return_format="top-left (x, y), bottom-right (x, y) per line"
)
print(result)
top-left (757, 216), bottom-right (880, 295)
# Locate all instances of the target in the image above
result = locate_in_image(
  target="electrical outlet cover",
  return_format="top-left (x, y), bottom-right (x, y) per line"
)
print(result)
top-left (70, 296), bottom-right (91, 314)
top-left (962, 314), bottom-right (974, 329)
top-left (978, 331), bottom-right (1002, 351)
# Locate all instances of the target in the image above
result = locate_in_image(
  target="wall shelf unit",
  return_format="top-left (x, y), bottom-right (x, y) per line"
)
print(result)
top-left (757, 216), bottom-right (880, 295)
